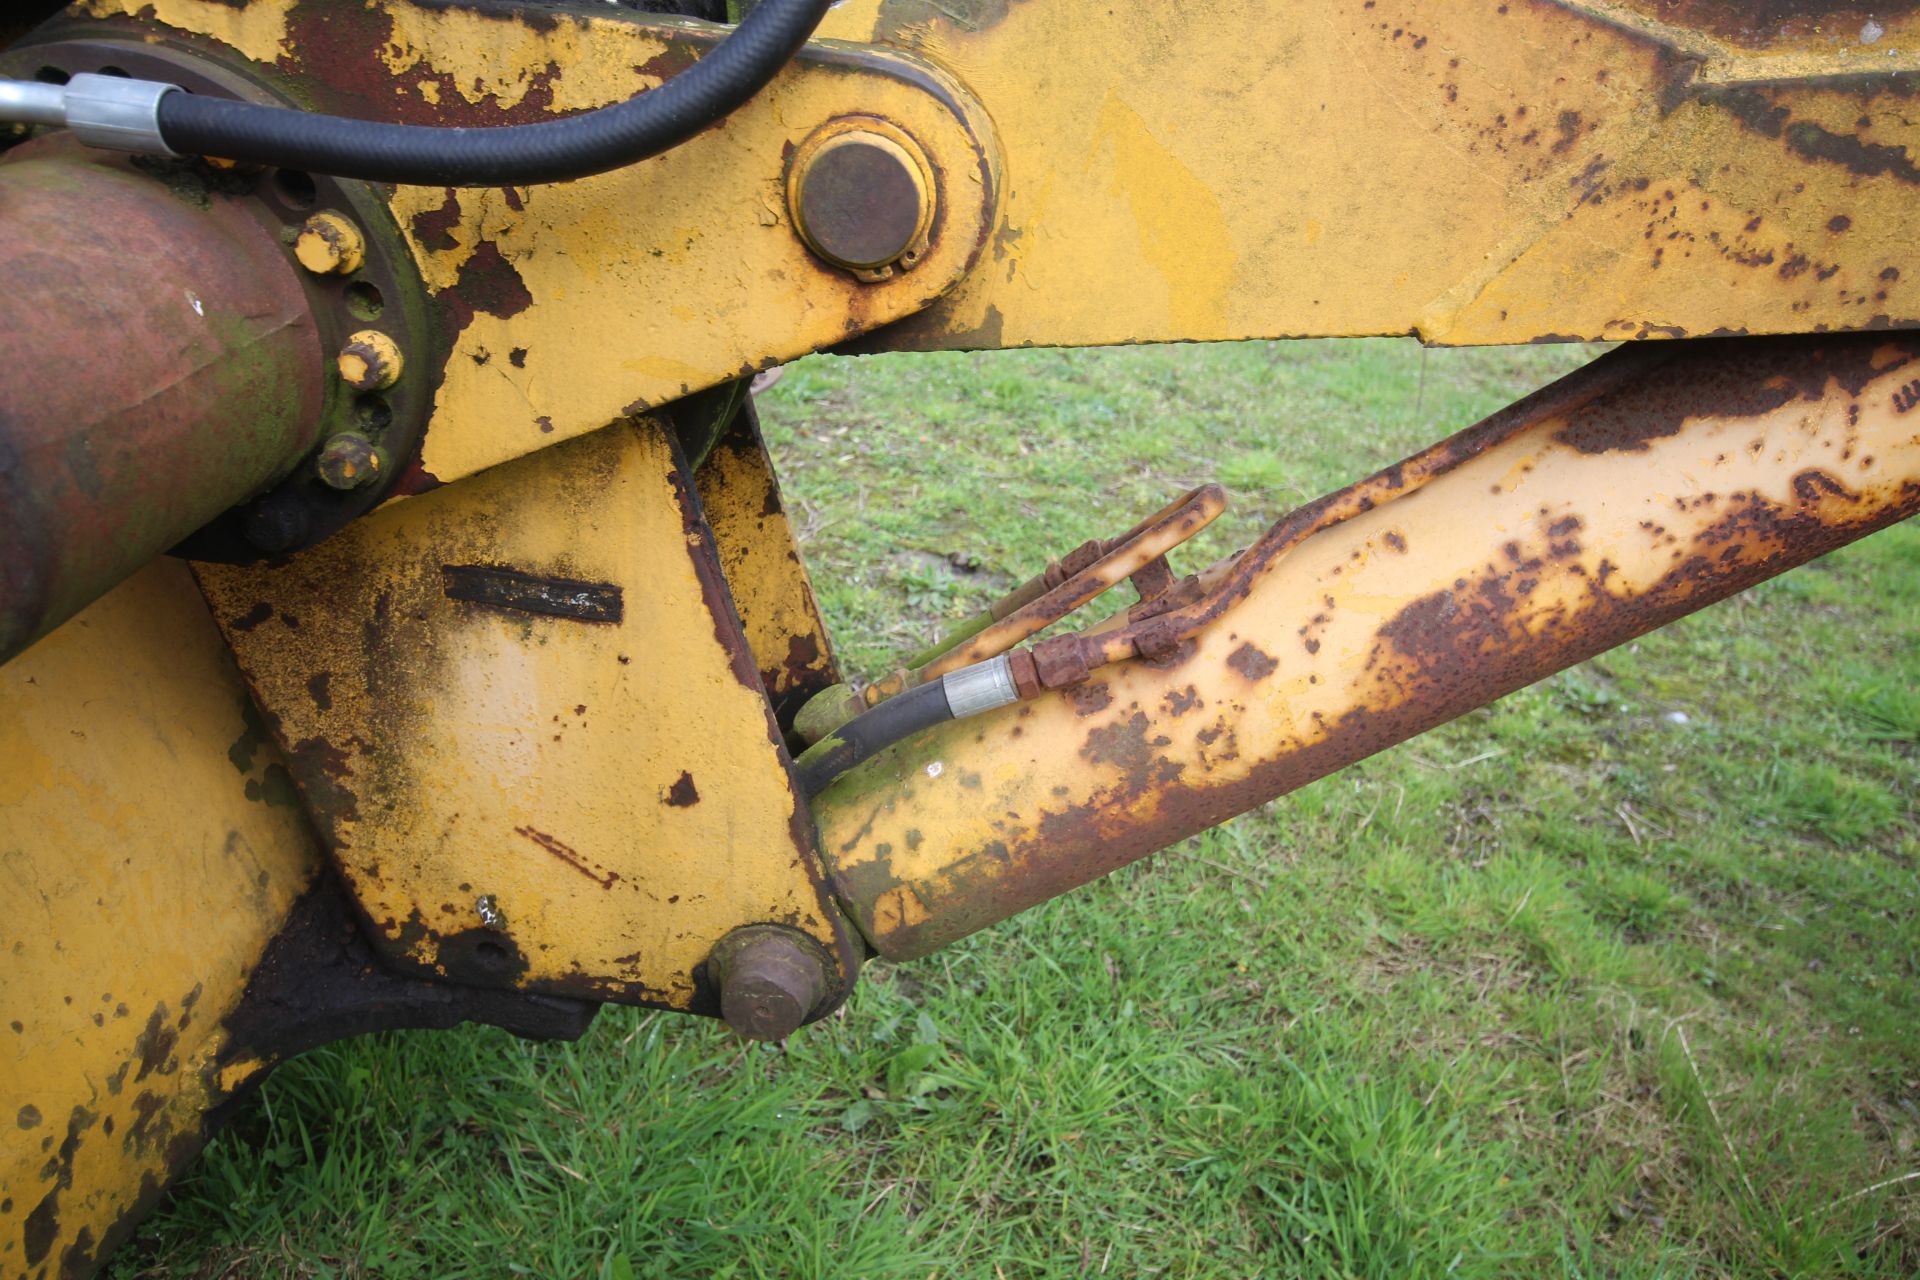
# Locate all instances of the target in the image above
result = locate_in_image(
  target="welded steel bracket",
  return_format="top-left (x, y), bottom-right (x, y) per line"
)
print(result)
top-left (194, 416), bottom-right (862, 1014)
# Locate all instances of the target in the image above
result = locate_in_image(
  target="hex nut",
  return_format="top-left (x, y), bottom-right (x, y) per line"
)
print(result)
top-left (337, 330), bottom-right (403, 392)
top-left (315, 433), bottom-right (382, 491)
top-left (294, 211), bottom-right (366, 276)
top-left (711, 927), bottom-right (830, 1042)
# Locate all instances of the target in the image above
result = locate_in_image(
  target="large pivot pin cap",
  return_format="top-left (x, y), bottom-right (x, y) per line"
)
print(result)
top-left (787, 117), bottom-right (935, 283)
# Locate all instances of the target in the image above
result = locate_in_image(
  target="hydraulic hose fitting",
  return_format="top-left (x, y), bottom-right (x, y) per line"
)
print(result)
top-left (0, 73), bottom-right (178, 154)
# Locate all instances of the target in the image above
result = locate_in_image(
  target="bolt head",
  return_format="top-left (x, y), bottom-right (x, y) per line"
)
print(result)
top-left (315, 433), bottom-right (382, 490)
top-left (294, 211), bottom-right (366, 276)
top-left (337, 329), bottom-right (403, 392)
top-left (713, 929), bottom-right (830, 1042)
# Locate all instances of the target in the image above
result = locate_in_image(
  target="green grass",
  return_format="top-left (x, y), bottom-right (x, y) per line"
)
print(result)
top-left (116, 340), bottom-right (1920, 1278)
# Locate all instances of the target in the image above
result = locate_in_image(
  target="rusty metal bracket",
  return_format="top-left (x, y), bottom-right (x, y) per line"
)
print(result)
top-left (693, 397), bottom-right (843, 734)
top-left (41, 0), bottom-right (1002, 493)
top-left (821, 0), bottom-right (1920, 354)
top-left (907, 485), bottom-right (1229, 684)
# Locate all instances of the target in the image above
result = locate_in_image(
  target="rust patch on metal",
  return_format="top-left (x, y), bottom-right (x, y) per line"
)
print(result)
top-left (1554, 336), bottom-right (1898, 453)
top-left (228, 602), bottom-right (274, 633)
top-left (1066, 682), bottom-right (1114, 716)
top-left (410, 190), bottom-right (464, 252)
top-left (1226, 642), bottom-right (1278, 680)
top-left (436, 922), bottom-right (536, 986)
top-left (441, 564), bottom-right (624, 623)
top-left (1080, 711), bottom-right (1181, 784)
top-left (780, 634), bottom-right (827, 692)
top-left (287, 735), bottom-right (359, 826)
top-left (443, 240), bottom-right (535, 334)
top-left (666, 771), bottom-right (701, 807)
top-left (130, 1004), bottom-right (178, 1085)
top-left (22, 1104), bottom-right (95, 1270)
top-left (1691, 83), bottom-right (1920, 187)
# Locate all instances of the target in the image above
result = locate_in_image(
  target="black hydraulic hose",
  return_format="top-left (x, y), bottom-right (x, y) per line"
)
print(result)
top-left (793, 654), bottom-right (1025, 799)
top-left (795, 681), bottom-right (955, 799)
top-left (154, 0), bottom-right (833, 186)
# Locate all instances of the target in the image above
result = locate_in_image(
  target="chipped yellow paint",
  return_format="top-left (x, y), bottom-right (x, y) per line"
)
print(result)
top-left (47, 0), bottom-right (1920, 389)
top-left (818, 0), bottom-right (1920, 352)
top-left (337, 328), bottom-right (403, 391)
top-left (0, 559), bottom-right (320, 1276)
top-left (194, 418), bottom-right (853, 1008)
top-left (73, 0), bottom-right (291, 65)
top-left (216, 1057), bottom-right (267, 1095)
top-left (293, 211), bottom-right (364, 276)
top-left (379, 1), bottom-right (665, 114)
top-left (54, 1), bottom-right (998, 490)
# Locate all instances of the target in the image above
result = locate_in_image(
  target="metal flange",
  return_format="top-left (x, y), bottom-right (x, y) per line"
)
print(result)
top-left (0, 36), bottom-right (433, 564)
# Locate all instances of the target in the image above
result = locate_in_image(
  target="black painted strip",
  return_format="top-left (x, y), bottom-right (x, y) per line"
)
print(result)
top-left (441, 565), bottom-right (624, 623)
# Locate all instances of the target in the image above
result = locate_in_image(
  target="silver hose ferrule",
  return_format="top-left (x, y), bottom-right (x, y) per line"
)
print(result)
top-left (0, 74), bottom-right (178, 155)
top-left (64, 74), bottom-right (178, 154)
top-left (941, 654), bottom-right (1020, 720)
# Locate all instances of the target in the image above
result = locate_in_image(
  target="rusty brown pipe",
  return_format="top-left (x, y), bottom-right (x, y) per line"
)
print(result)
top-left (814, 334), bottom-right (1920, 960)
top-left (0, 139), bottom-right (324, 664)
top-left (915, 484), bottom-right (1228, 682)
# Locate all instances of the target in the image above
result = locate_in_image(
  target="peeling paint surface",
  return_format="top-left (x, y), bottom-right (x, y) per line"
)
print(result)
top-left (694, 403), bottom-right (842, 730)
top-left (56, 0), bottom-right (998, 490)
top-left (76, 0), bottom-right (292, 63)
top-left (0, 561), bottom-right (320, 1278)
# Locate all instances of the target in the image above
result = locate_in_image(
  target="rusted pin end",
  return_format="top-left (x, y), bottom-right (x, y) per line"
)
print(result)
top-left (337, 329), bottom-right (403, 392)
top-left (315, 433), bottom-right (382, 491)
top-left (787, 118), bottom-right (934, 283)
top-left (709, 926), bottom-right (830, 1042)
top-left (294, 211), bottom-right (365, 276)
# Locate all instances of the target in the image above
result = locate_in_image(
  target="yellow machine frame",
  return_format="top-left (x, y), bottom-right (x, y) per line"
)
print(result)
top-left (3, 1), bottom-right (1917, 1274)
